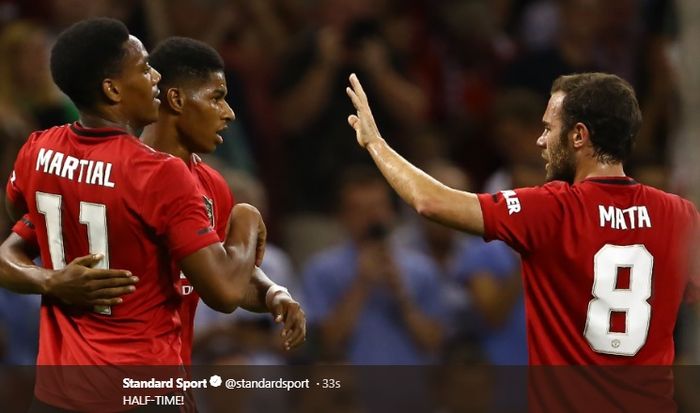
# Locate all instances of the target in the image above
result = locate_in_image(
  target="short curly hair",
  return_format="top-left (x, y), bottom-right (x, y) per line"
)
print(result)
top-left (551, 73), bottom-right (642, 163)
top-left (148, 37), bottom-right (224, 90)
top-left (50, 18), bottom-right (129, 109)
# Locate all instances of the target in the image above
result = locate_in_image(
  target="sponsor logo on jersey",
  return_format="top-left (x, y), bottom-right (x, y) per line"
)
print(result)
top-left (179, 271), bottom-right (194, 296)
top-left (501, 190), bottom-right (521, 215)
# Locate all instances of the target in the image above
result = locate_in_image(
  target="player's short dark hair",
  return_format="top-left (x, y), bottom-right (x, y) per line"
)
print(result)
top-left (148, 37), bottom-right (224, 89)
top-left (551, 73), bottom-right (642, 163)
top-left (50, 18), bottom-right (130, 109)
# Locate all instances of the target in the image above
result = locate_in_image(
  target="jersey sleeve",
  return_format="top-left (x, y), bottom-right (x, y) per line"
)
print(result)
top-left (5, 133), bottom-right (38, 208)
top-left (12, 214), bottom-right (38, 247)
top-left (213, 176), bottom-right (234, 241)
top-left (139, 158), bottom-right (221, 262)
top-left (478, 184), bottom-right (565, 254)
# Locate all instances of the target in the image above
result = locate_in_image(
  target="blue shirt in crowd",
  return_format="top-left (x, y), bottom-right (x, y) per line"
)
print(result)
top-left (302, 241), bottom-right (444, 365)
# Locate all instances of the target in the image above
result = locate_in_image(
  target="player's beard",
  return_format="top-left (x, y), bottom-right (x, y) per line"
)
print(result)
top-left (545, 129), bottom-right (576, 184)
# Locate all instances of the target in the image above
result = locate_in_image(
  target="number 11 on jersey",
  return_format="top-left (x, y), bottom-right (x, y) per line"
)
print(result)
top-left (36, 191), bottom-right (112, 315)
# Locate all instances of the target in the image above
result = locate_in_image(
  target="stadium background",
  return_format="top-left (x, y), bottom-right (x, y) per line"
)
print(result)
top-left (0, 0), bottom-right (698, 411)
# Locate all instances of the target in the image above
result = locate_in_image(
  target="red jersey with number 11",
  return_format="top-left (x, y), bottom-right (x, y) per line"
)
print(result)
top-left (478, 177), bottom-right (699, 365)
top-left (6, 123), bottom-right (220, 368)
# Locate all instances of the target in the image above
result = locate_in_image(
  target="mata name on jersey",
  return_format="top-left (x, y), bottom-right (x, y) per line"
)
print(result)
top-left (598, 204), bottom-right (651, 229)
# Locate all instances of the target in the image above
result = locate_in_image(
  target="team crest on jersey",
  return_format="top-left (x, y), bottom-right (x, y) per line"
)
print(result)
top-left (203, 196), bottom-right (215, 227)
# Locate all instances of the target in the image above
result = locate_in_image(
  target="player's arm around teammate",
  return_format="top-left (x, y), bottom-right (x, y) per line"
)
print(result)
top-left (0, 228), bottom-right (138, 307)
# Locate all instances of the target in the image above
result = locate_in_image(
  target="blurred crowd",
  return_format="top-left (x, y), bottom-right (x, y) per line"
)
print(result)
top-left (0, 0), bottom-right (695, 381)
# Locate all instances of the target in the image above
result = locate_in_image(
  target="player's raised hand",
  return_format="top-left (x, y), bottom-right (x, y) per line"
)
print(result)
top-left (48, 253), bottom-right (138, 307)
top-left (270, 294), bottom-right (306, 350)
top-left (346, 73), bottom-right (383, 148)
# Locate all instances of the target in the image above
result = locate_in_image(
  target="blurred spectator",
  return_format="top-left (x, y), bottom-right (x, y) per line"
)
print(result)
top-left (457, 241), bottom-right (526, 366)
top-left (433, 0), bottom-right (513, 122)
top-left (0, 20), bottom-right (76, 183)
top-left (504, 0), bottom-right (602, 97)
top-left (393, 160), bottom-right (482, 346)
top-left (672, 0), bottom-right (700, 202)
top-left (516, 0), bottom-right (560, 51)
top-left (273, 0), bottom-right (427, 212)
top-left (396, 157), bottom-right (524, 365)
top-left (301, 166), bottom-right (444, 364)
top-left (425, 0), bottom-right (516, 186)
top-left (0, 291), bottom-right (40, 365)
top-left (483, 88), bottom-right (546, 193)
top-left (458, 89), bottom-right (535, 367)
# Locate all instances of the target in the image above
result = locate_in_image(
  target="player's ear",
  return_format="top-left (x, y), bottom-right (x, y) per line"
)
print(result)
top-left (166, 88), bottom-right (184, 113)
top-left (102, 78), bottom-right (121, 104)
top-left (572, 122), bottom-right (589, 149)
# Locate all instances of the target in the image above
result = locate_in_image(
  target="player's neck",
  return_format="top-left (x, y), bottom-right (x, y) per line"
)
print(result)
top-left (574, 161), bottom-right (626, 183)
top-left (78, 109), bottom-right (140, 136)
top-left (141, 120), bottom-right (193, 164)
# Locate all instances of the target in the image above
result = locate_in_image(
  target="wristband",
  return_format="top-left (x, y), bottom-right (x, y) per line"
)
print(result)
top-left (265, 284), bottom-right (290, 308)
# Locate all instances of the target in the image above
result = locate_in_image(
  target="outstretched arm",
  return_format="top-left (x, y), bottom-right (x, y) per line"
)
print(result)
top-left (345, 73), bottom-right (485, 235)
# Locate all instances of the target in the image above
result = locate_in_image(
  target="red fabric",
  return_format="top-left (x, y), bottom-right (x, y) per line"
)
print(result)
top-left (10, 147), bottom-right (236, 368)
top-left (176, 157), bottom-right (234, 365)
top-left (6, 122), bottom-right (219, 370)
top-left (479, 177), bottom-right (699, 365)
top-left (11, 214), bottom-right (37, 245)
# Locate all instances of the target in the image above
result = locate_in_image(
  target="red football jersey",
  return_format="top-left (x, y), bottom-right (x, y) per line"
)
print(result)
top-left (479, 176), bottom-right (699, 365)
top-left (176, 155), bottom-right (234, 365)
top-left (10, 154), bottom-right (235, 367)
top-left (5, 123), bottom-right (220, 368)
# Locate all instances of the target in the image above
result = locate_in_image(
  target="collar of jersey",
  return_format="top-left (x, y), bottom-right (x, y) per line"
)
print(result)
top-left (70, 122), bottom-right (127, 138)
top-left (583, 176), bottom-right (638, 185)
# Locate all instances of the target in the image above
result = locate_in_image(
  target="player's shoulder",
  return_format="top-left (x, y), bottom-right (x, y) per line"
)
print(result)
top-left (540, 180), bottom-right (573, 193)
top-left (502, 181), bottom-right (571, 204)
top-left (24, 124), bottom-right (71, 145)
top-left (191, 155), bottom-right (224, 181)
top-left (190, 155), bottom-right (232, 195)
top-left (125, 141), bottom-right (187, 173)
top-left (637, 183), bottom-right (696, 213)
top-left (123, 138), bottom-right (172, 160)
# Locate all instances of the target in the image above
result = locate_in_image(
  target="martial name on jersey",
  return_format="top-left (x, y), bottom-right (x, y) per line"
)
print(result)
top-left (35, 148), bottom-right (115, 188)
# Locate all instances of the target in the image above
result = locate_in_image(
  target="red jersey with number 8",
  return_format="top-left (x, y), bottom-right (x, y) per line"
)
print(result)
top-left (5, 123), bottom-right (221, 367)
top-left (479, 177), bottom-right (699, 365)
